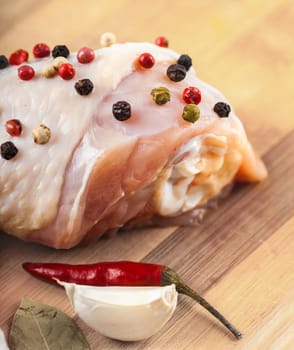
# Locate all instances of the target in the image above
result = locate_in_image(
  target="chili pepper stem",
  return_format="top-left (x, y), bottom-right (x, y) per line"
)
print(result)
top-left (161, 268), bottom-right (242, 340)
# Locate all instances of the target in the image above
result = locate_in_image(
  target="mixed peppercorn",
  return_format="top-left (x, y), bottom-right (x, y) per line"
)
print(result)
top-left (100, 32), bottom-right (117, 47)
top-left (213, 102), bottom-right (231, 118)
top-left (138, 52), bottom-right (155, 69)
top-left (18, 65), bottom-right (35, 80)
top-left (155, 36), bottom-right (169, 48)
top-left (33, 43), bottom-right (50, 58)
top-left (0, 35), bottom-right (231, 160)
top-left (77, 47), bottom-right (95, 64)
top-left (112, 101), bottom-right (132, 121)
top-left (75, 79), bottom-right (94, 96)
top-left (5, 119), bottom-right (22, 137)
top-left (151, 87), bottom-right (171, 105)
top-left (0, 55), bottom-right (9, 69)
top-left (52, 45), bottom-right (70, 58)
top-left (0, 141), bottom-right (18, 160)
top-left (9, 49), bottom-right (28, 65)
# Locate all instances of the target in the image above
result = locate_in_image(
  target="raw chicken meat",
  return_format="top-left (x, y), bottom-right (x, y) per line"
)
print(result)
top-left (0, 42), bottom-right (267, 248)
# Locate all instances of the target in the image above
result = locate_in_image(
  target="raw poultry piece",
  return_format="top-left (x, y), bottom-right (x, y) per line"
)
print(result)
top-left (0, 42), bottom-right (267, 248)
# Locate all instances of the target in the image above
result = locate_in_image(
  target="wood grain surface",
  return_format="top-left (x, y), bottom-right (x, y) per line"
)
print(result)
top-left (0, 1), bottom-right (293, 349)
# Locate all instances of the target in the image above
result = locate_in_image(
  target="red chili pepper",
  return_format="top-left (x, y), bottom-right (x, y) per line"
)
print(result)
top-left (23, 261), bottom-right (164, 286)
top-left (23, 260), bottom-right (242, 339)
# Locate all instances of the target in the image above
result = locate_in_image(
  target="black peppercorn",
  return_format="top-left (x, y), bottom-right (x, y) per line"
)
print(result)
top-left (167, 64), bottom-right (186, 82)
top-left (213, 102), bottom-right (231, 118)
top-left (1, 141), bottom-right (18, 160)
top-left (75, 79), bottom-right (94, 96)
top-left (0, 55), bottom-right (9, 69)
top-left (112, 101), bottom-right (131, 121)
top-left (52, 45), bottom-right (70, 58)
top-left (177, 54), bottom-right (192, 71)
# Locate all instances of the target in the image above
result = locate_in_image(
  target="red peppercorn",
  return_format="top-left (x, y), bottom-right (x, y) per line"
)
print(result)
top-left (18, 65), bottom-right (35, 80)
top-left (155, 36), bottom-right (169, 48)
top-left (5, 119), bottom-right (22, 136)
top-left (77, 47), bottom-right (95, 64)
top-left (58, 63), bottom-right (75, 80)
top-left (9, 49), bottom-right (29, 65)
top-left (138, 53), bottom-right (155, 69)
top-left (182, 87), bottom-right (201, 105)
top-left (33, 43), bottom-right (50, 58)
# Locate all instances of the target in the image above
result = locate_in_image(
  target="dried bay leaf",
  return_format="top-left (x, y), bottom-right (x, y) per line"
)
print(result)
top-left (9, 298), bottom-right (90, 350)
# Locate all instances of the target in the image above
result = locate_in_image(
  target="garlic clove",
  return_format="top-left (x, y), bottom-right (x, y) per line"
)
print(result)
top-left (58, 281), bottom-right (178, 341)
top-left (0, 328), bottom-right (9, 350)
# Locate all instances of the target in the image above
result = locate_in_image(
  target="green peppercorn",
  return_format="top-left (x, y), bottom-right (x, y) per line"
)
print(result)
top-left (182, 104), bottom-right (200, 123)
top-left (151, 86), bottom-right (171, 105)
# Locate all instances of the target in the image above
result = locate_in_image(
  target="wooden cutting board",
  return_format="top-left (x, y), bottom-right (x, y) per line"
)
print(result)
top-left (1, 1), bottom-right (293, 349)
